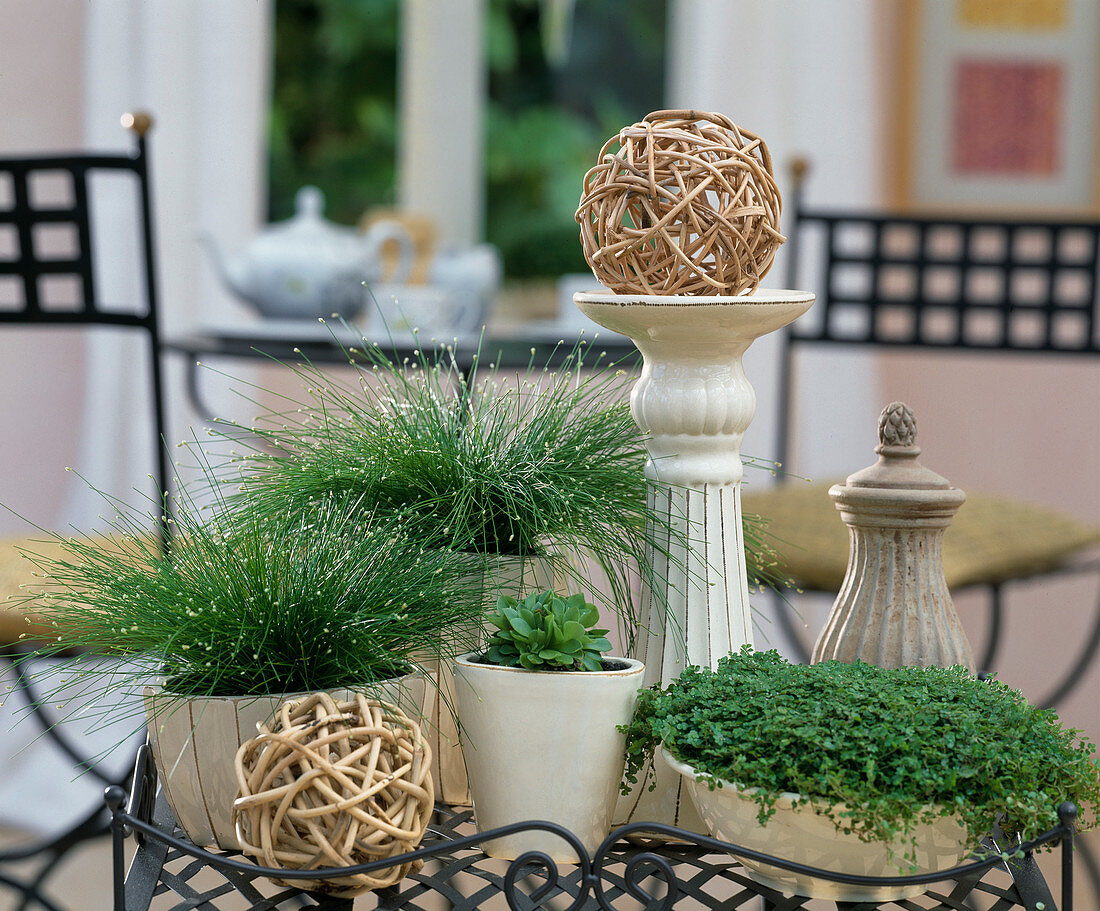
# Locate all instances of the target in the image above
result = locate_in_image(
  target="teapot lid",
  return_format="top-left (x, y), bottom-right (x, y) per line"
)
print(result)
top-left (272, 185), bottom-right (359, 243)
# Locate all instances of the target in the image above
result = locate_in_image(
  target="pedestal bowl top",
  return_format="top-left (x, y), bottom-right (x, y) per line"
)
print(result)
top-left (574, 288), bottom-right (814, 341)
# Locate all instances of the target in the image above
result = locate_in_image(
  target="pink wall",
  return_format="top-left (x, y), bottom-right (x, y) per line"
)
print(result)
top-left (870, 1), bottom-right (1100, 744)
top-left (880, 354), bottom-right (1099, 522)
top-left (878, 346), bottom-right (1100, 740)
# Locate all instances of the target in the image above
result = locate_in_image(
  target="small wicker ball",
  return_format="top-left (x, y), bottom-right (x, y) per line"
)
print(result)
top-left (233, 692), bottom-right (434, 897)
top-left (575, 109), bottom-right (785, 296)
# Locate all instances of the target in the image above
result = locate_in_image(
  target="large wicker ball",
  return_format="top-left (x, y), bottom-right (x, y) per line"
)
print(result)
top-left (233, 692), bottom-right (434, 897)
top-left (575, 109), bottom-right (784, 296)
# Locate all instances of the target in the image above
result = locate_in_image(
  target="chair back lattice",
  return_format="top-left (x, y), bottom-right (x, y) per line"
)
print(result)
top-left (0, 127), bottom-right (168, 498)
top-left (0, 117), bottom-right (169, 911)
top-left (778, 179), bottom-right (1100, 467)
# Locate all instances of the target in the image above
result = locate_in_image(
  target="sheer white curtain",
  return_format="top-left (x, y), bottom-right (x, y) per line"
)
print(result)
top-left (667, 0), bottom-right (883, 480)
top-left (666, 0), bottom-right (884, 654)
top-left (398, 0), bottom-right (486, 246)
top-left (65, 0), bottom-right (272, 527)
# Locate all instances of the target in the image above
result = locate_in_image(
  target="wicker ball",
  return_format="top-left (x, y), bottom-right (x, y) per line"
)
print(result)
top-left (575, 109), bottom-right (784, 296)
top-left (233, 692), bottom-right (434, 897)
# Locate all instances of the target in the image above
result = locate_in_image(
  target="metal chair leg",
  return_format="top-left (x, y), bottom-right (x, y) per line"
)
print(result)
top-left (1, 649), bottom-right (139, 911)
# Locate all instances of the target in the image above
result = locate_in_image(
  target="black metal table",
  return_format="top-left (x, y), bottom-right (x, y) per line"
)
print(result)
top-left (163, 325), bottom-right (638, 423)
top-left (107, 748), bottom-right (1077, 911)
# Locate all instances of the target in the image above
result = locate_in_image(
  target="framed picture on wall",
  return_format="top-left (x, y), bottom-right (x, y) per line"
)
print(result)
top-left (891, 0), bottom-right (1100, 211)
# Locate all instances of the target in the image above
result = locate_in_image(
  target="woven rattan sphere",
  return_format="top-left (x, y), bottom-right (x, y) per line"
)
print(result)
top-left (576, 110), bottom-right (784, 296)
top-left (233, 692), bottom-right (433, 896)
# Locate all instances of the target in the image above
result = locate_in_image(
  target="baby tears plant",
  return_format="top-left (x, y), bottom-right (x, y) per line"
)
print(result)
top-left (622, 647), bottom-right (1100, 857)
top-left (484, 589), bottom-right (612, 671)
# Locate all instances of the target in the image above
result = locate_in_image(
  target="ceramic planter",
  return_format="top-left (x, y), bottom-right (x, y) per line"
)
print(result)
top-left (425, 554), bottom-right (559, 807)
top-left (144, 673), bottom-right (427, 850)
top-left (453, 652), bottom-right (644, 863)
top-left (663, 749), bottom-right (969, 901)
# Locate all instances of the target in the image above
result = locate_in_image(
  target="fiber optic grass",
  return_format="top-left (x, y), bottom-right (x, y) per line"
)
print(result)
top-left (208, 330), bottom-right (791, 638)
top-left (13, 481), bottom-right (489, 703)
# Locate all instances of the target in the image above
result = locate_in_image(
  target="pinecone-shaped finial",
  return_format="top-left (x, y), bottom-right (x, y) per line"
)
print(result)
top-left (878, 402), bottom-right (916, 448)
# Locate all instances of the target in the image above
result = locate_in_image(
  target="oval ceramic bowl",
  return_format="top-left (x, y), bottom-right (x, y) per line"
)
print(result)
top-left (144, 674), bottom-right (428, 850)
top-left (662, 748), bottom-right (970, 901)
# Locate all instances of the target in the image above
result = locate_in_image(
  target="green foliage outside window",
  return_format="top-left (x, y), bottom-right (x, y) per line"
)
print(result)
top-left (269, 0), bottom-right (401, 226)
top-left (269, 0), bottom-right (666, 277)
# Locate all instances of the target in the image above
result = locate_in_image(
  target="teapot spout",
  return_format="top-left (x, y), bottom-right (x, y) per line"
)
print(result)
top-left (200, 231), bottom-right (252, 303)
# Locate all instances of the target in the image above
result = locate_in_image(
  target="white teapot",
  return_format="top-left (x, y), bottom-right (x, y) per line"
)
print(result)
top-left (204, 186), bottom-right (413, 320)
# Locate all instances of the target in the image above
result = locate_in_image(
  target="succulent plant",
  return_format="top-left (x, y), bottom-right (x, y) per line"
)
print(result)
top-left (484, 590), bottom-right (612, 671)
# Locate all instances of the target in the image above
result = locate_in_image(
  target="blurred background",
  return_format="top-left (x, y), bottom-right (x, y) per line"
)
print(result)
top-left (0, 0), bottom-right (1097, 904)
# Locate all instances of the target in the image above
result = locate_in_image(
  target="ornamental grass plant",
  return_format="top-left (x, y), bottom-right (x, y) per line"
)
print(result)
top-left (209, 331), bottom-right (789, 637)
top-left (623, 648), bottom-right (1100, 856)
top-left (13, 479), bottom-right (489, 711)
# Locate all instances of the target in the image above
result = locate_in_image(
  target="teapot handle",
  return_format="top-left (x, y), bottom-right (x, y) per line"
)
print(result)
top-left (364, 220), bottom-right (415, 284)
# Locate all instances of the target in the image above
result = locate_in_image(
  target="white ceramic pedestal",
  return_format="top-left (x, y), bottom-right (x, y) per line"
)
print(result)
top-left (574, 289), bottom-right (814, 828)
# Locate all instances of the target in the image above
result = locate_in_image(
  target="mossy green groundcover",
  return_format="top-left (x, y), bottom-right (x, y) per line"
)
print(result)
top-left (623, 648), bottom-right (1100, 855)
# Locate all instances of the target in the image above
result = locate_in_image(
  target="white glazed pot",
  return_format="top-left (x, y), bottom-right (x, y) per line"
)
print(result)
top-left (144, 674), bottom-right (427, 850)
top-left (663, 749), bottom-right (969, 901)
top-left (453, 652), bottom-right (644, 863)
top-left (426, 554), bottom-right (560, 808)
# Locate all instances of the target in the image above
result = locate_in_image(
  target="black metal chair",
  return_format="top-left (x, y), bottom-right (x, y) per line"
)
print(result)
top-left (742, 161), bottom-right (1100, 707)
top-left (0, 112), bottom-right (167, 911)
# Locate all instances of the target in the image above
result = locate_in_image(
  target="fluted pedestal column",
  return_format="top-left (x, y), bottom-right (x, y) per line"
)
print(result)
top-left (575, 289), bottom-right (814, 828)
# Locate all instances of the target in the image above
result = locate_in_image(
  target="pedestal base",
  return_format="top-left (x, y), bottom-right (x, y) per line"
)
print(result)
top-left (616, 483), bottom-right (751, 829)
top-left (637, 483), bottom-right (753, 684)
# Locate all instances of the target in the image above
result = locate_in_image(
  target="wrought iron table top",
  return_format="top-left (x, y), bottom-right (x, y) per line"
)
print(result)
top-left (107, 748), bottom-right (1077, 911)
top-left (163, 323), bottom-right (639, 424)
top-left (164, 322), bottom-right (636, 366)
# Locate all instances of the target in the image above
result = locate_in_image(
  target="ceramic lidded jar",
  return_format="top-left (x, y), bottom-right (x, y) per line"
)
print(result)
top-left (812, 402), bottom-right (974, 670)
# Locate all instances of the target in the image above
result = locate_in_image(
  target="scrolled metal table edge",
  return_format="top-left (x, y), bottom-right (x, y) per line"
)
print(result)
top-left (103, 749), bottom-right (1078, 911)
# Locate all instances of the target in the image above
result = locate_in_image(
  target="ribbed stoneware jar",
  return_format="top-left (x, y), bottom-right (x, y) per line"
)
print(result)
top-left (812, 402), bottom-right (974, 670)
